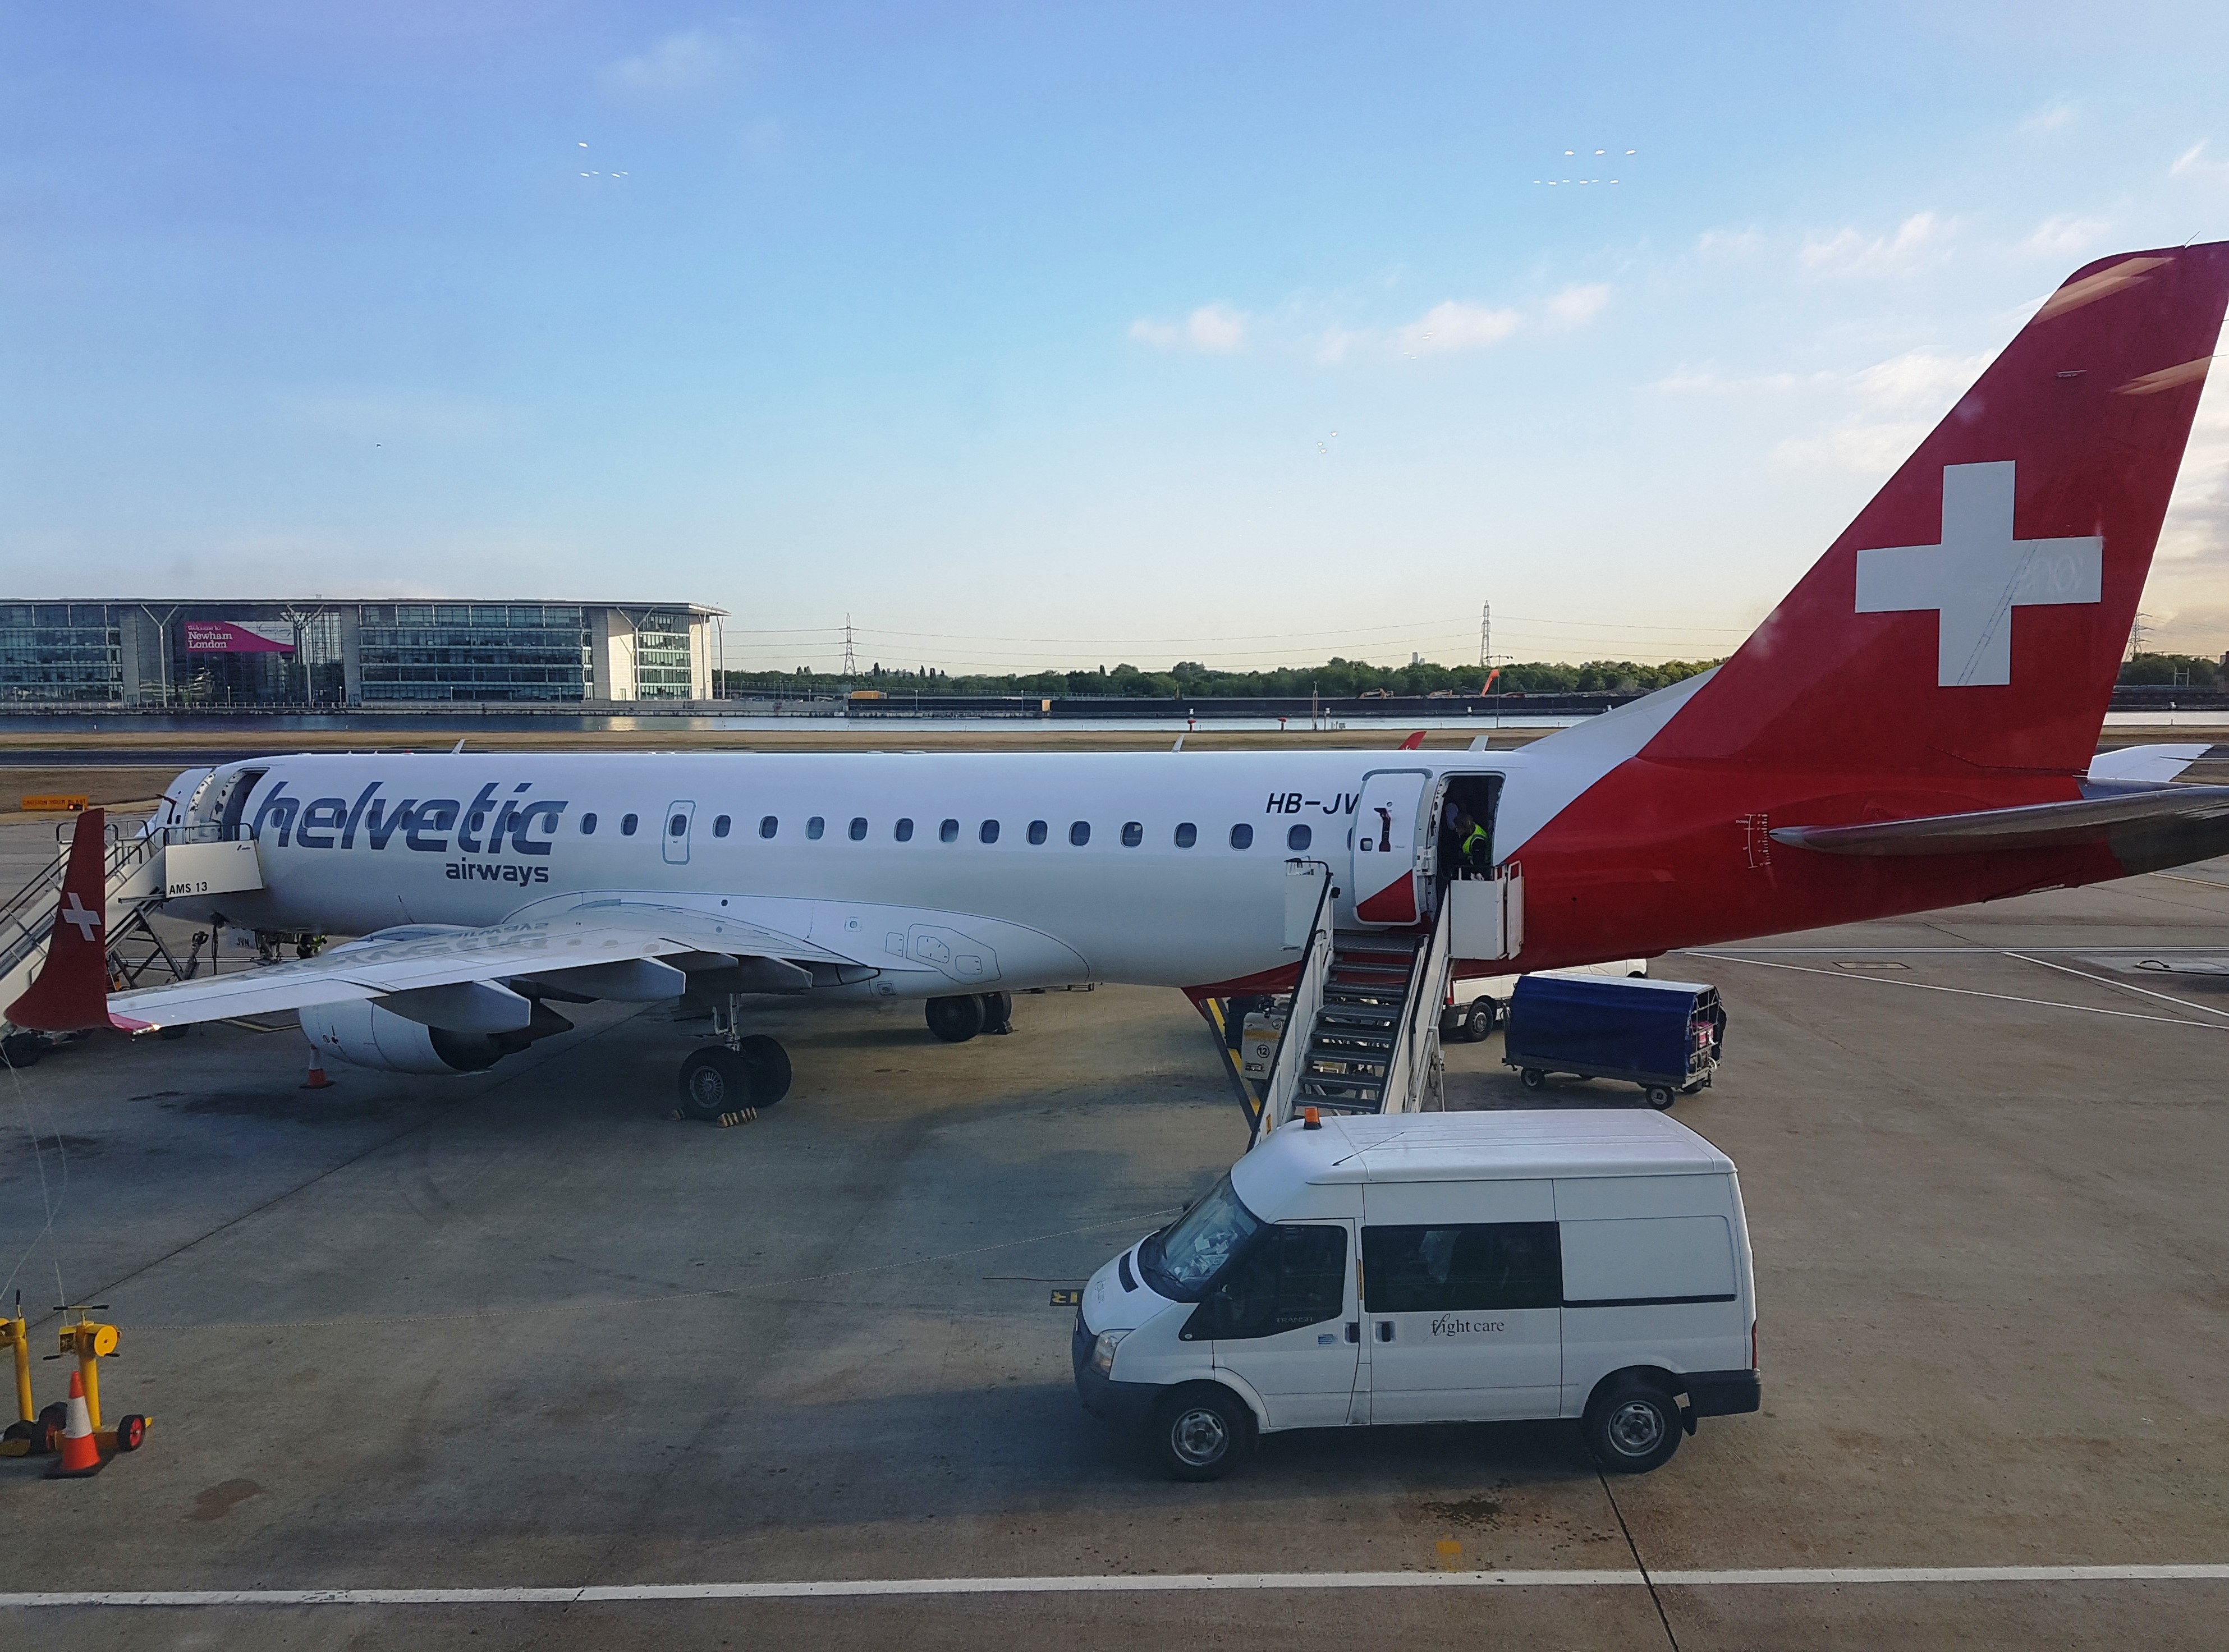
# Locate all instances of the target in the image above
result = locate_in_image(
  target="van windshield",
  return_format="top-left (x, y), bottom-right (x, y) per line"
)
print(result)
top-left (1138, 1172), bottom-right (1262, 1301)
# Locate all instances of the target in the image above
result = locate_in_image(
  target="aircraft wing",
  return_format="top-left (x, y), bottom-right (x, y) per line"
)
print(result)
top-left (107, 904), bottom-right (865, 1030)
top-left (1770, 784), bottom-right (2229, 857)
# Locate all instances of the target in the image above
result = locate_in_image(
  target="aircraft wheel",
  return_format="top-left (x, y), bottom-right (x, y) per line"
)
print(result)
top-left (980, 991), bottom-right (1013, 1035)
top-left (678, 1047), bottom-right (751, 1120)
top-left (925, 994), bottom-right (986, 1043)
top-left (733, 1034), bottom-right (792, 1107)
top-left (1, 1032), bottom-right (42, 1067)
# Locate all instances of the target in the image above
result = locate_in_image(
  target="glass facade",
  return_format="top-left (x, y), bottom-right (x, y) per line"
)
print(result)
top-left (0, 603), bottom-right (122, 702)
top-left (358, 603), bottom-right (591, 702)
top-left (0, 600), bottom-right (714, 705)
top-left (633, 611), bottom-right (695, 700)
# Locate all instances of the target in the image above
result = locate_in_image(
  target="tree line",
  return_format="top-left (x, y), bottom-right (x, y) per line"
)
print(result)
top-left (715, 657), bottom-right (1728, 699)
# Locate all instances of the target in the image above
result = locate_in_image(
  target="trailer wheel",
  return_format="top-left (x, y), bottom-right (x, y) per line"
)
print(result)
top-left (114, 1414), bottom-right (147, 1452)
top-left (1519, 1067), bottom-right (1545, 1090)
top-left (1644, 1084), bottom-right (1675, 1109)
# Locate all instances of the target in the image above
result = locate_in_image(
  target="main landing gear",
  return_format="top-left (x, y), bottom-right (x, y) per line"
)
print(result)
top-left (676, 995), bottom-right (795, 1120)
top-left (925, 992), bottom-right (1012, 1043)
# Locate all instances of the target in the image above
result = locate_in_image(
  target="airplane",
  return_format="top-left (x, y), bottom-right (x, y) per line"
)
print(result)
top-left (11, 241), bottom-right (2229, 1119)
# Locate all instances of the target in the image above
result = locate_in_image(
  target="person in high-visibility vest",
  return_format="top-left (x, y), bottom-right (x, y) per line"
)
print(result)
top-left (1446, 807), bottom-right (1492, 877)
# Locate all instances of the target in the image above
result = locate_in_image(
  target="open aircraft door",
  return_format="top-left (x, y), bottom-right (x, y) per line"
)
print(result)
top-left (1350, 768), bottom-right (1430, 927)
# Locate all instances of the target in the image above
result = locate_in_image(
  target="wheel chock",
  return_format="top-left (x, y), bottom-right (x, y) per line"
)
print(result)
top-left (716, 1108), bottom-right (757, 1128)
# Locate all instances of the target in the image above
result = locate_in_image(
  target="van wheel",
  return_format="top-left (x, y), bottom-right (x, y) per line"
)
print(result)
top-left (1582, 1374), bottom-right (1681, 1473)
top-left (1519, 1067), bottom-right (1544, 1089)
top-left (1644, 1084), bottom-right (1675, 1109)
top-left (1150, 1387), bottom-right (1253, 1482)
top-left (1464, 1001), bottom-right (1494, 1043)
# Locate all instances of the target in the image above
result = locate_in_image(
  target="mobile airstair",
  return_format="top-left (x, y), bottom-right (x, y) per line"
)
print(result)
top-left (1248, 861), bottom-right (1524, 1141)
top-left (0, 774), bottom-right (217, 1041)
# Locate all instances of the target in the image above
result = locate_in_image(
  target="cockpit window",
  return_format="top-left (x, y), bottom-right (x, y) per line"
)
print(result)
top-left (1138, 1171), bottom-right (1263, 1301)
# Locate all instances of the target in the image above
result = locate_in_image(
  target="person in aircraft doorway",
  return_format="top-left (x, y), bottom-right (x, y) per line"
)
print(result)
top-left (1446, 805), bottom-right (1492, 878)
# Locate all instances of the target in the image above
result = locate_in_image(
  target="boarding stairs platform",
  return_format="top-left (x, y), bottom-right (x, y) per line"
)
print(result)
top-left (0, 777), bottom-right (226, 1032)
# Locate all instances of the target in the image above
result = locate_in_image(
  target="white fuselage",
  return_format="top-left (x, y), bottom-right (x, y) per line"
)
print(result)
top-left (169, 749), bottom-right (1567, 996)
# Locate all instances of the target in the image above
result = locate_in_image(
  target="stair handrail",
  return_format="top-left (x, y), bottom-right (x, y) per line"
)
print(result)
top-left (1254, 861), bottom-right (1337, 1144)
top-left (1395, 893), bottom-right (1453, 1113)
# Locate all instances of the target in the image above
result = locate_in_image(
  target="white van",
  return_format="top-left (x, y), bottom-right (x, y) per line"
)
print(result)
top-left (1073, 1109), bottom-right (1759, 1479)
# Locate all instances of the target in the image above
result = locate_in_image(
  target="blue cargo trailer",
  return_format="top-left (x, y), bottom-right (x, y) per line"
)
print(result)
top-left (1503, 975), bottom-right (1725, 1108)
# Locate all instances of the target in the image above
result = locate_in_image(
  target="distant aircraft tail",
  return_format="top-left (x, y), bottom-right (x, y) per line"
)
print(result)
top-left (6, 809), bottom-right (149, 1035)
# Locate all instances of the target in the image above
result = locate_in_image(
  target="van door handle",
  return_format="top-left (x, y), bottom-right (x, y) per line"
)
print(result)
top-left (1344, 1322), bottom-right (1359, 1343)
top-left (1375, 1321), bottom-right (1395, 1343)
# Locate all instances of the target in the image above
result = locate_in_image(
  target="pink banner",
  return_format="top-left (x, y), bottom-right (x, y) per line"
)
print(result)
top-left (183, 621), bottom-right (295, 654)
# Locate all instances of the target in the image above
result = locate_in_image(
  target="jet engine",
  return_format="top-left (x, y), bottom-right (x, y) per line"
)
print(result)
top-left (298, 996), bottom-right (573, 1075)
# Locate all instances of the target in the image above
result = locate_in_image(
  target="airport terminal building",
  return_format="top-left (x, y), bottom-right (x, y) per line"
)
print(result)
top-left (0, 599), bottom-right (722, 706)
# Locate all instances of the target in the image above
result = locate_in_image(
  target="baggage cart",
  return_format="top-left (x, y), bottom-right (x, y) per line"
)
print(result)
top-left (1503, 975), bottom-right (1725, 1108)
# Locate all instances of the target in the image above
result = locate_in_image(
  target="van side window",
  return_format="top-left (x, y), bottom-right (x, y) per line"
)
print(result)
top-left (1361, 1222), bottom-right (1562, 1313)
top-left (1189, 1225), bottom-right (1347, 1341)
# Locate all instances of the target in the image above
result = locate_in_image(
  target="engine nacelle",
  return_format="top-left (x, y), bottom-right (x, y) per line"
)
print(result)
top-left (299, 997), bottom-right (572, 1075)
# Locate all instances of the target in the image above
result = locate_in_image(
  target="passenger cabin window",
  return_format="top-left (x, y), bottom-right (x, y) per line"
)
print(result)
top-left (1287, 824), bottom-right (1311, 851)
top-left (1028, 820), bottom-right (1048, 845)
top-left (849, 816), bottom-right (868, 841)
top-left (1229, 823), bottom-right (1253, 850)
top-left (939, 818), bottom-right (958, 843)
top-left (806, 816), bottom-right (825, 840)
top-left (1174, 822), bottom-right (1196, 848)
top-left (668, 813), bottom-right (687, 837)
top-left (1186, 1226), bottom-right (1347, 1342)
top-left (1121, 822), bottom-right (1143, 847)
top-left (580, 813), bottom-right (598, 836)
top-left (1361, 1223), bottom-right (1563, 1313)
top-left (1070, 821), bottom-right (1090, 846)
top-left (759, 815), bottom-right (777, 839)
top-left (712, 815), bottom-right (731, 838)
top-left (980, 819), bottom-right (999, 843)
top-left (895, 818), bottom-right (914, 842)
top-left (621, 813), bottom-right (639, 837)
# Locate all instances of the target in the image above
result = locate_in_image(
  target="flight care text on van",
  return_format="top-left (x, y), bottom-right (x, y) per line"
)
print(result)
top-left (1429, 1315), bottom-right (1508, 1337)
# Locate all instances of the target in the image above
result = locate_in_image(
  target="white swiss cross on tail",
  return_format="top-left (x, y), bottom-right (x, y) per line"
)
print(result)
top-left (1854, 461), bottom-right (2103, 687)
top-left (59, 891), bottom-right (100, 942)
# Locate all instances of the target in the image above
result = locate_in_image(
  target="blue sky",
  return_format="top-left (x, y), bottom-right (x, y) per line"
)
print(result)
top-left (4, 1), bottom-right (2227, 672)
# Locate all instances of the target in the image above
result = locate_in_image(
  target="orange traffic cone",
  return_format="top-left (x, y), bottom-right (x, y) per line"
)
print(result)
top-left (48, 1369), bottom-right (102, 1478)
top-left (302, 1048), bottom-right (334, 1090)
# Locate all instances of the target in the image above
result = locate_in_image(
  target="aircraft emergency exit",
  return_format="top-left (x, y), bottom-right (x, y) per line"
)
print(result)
top-left (13, 242), bottom-right (2229, 1117)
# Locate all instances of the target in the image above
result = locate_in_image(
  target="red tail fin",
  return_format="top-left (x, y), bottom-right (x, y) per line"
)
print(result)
top-left (6, 809), bottom-right (147, 1034)
top-left (1659, 241), bottom-right (2229, 786)
top-left (1398, 730), bottom-right (1427, 750)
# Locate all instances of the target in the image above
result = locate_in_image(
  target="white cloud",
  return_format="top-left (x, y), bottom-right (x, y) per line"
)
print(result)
top-left (600, 28), bottom-right (739, 98)
top-left (1799, 212), bottom-right (1950, 277)
top-left (2171, 140), bottom-right (2229, 182)
top-left (1398, 300), bottom-right (1520, 355)
top-left (1851, 347), bottom-right (1992, 411)
top-left (1651, 368), bottom-right (1809, 396)
top-left (1129, 304), bottom-right (1251, 354)
top-left (1695, 228), bottom-right (1764, 260)
top-left (2020, 100), bottom-right (2077, 135)
top-left (2022, 214), bottom-right (2110, 258)
top-left (1772, 422), bottom-right (1930, 474)
top-left (1546, 283), bottom-right (1611, 325)
top-left (1769, 348), bottom-right (1991, 475)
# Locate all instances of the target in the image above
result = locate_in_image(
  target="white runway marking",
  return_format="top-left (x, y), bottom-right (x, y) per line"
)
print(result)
top-left (3, 1564), bottom-right (2226, 1607)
